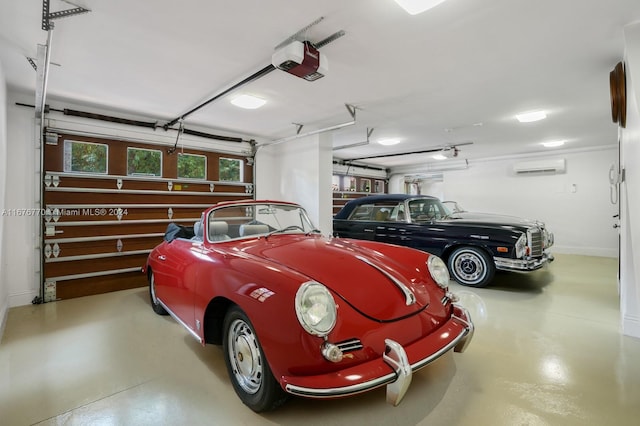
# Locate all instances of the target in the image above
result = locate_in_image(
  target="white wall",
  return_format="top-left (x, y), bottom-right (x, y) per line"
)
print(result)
top-left (0, 61), bottom-right (8, 340)
top-left (620, 23), bottom-right (640, 338)
top-left (255, 133), bottom-right (333, 235)
top-left (390, 148), bottom-right (619, 257)
top-left (4, 92), bottom-right (38, 308)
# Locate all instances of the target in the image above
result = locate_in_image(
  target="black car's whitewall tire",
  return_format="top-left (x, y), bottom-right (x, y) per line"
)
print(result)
top-left (223, 306), bottom-right (287, 412)
top-left (148, 272), bottom-right (168, 315)
top-left (447, 247), bottom-right (495, 287)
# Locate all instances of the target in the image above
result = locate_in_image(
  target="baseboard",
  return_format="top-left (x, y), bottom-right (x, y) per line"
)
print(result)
top-left (623, 314), bottom-right (640, 339)
top-left (8, 290), bottom-right (38, 308)
top-left (0, 298), bottom-right (8, 344)
top-left (552, 246), bottom-right (618, 258)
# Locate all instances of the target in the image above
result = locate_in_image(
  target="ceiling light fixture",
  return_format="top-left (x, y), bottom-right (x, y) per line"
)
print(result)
top-left (516, 110), bottom-right (547, 123)
top-left (231, 94), bottom-right (266, 109)
top-left (432, 154), bottom-right (447, 160)
top-left (394, 0), bottom-right (448, 15)
top-left (541, 140), bottom-right (565, 148)
top-left (378, 138), bottom-right (401, 146)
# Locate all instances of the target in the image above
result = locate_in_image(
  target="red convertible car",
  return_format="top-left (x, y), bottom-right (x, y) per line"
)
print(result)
top-left (143, 200), bottom-right (474, 412)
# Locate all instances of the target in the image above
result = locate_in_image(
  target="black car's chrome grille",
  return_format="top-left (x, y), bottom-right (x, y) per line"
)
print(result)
top-left (528, 228), bottom-right (543, 257)
top-left (336, 338), bottom-right (363, 353)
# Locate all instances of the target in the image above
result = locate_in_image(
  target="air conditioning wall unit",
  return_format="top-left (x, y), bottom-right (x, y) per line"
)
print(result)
top-left (513, 158), bottom-right (566, 174)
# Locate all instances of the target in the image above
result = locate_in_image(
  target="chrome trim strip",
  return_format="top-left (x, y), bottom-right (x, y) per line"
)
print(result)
top-left (46, 233), bottom-right (164, 244)
top-left (355, 255), bottom-right (416, 306)
top-left (47, 204), bottom-right (213, 209)
top-left (452, 306), bottom-right (474, 353)
top-left (46, 218), bottom-right (197, 227)
top-left (286, 372), bottom-right (397, 398)
top-left (409, 327), bottom-right (470, 371)
top-left (336, 339), bottom-right (364, 352)
top-left (155, 298), bottom-right (203, 344)
top-left (45, 249), bottom-right (152, 263)
top-left (47, 267), bottom-right (142, 282)
top-left (46, 187), bottom-right (248, 197)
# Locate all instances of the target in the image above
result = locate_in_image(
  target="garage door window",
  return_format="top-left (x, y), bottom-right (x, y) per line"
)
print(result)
top-left (219, 157), bottom-right (243, 182)
top-left (127, 147), bottom-right (162, 176)
top-left (63, 140), bottom-right (108, 174)
top-left (178, 153), bottom-right (206, 179)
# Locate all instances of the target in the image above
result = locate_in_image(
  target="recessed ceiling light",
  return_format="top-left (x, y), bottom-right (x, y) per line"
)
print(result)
top-left (231, 94), bottom-right (266, 109)
top-left (432, 154), bottom-right (447, 160)
top-left (394, 0), bottom-right (448, 15)
top-left (516, 110), bottom-right (547, 123)
top-left (378, 138), bottom-right (401, 146)
top-left (541, 140), bottom-right (565, 148)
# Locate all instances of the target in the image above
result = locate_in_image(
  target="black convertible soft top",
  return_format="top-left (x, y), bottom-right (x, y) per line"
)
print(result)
top-left (333, 194), bottom-right (439, 219)
top-left (164, 223), bottom-right (195, 242)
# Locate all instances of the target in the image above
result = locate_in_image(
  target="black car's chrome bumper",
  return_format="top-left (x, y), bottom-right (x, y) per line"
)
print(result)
top-left (494, 251), bottom-right (554, 272)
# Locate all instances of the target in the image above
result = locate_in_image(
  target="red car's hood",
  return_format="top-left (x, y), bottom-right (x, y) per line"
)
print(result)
top-left (241, 235), bottom-right (433, 321)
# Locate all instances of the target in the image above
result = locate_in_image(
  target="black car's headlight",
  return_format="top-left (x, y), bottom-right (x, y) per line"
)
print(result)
top-left (515, 234), bottom-right (527, 258)
top-left (295, 281), bottom-right (337, 337)
top-left (427, 255), bottom-right (450, 289)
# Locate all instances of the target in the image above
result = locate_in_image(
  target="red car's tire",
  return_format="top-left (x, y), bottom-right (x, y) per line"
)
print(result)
top-left (222, 306), bottom-right (287, 412)
top-left (148, 272), bottom-right (168, 315)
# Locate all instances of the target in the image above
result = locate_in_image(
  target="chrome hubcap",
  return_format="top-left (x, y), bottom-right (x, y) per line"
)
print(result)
top-left (228, 319), bottom-right (262, 394)
top-left (454, 252), bottom-right (484, 282)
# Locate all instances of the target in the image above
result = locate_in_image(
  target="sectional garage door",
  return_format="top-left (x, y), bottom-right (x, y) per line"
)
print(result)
top-left (42, 132), bottom-right (253, 301)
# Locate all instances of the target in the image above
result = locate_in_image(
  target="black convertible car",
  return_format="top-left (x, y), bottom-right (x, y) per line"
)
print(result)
top-left (333, 194), bottom-right (554, 287)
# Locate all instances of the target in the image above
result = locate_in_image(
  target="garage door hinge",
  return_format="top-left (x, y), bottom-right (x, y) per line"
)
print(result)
top-left (44, 280), bottom-right (56, 302)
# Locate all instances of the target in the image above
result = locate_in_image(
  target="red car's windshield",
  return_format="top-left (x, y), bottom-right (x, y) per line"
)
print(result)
top-left (206, 203), bottom-right (318, 241)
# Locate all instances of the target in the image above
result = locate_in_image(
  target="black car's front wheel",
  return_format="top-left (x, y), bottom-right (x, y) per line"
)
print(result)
top-left (223, 306), bottom-right (287, 412)
top-left (448, 247), bottom-right (495, 287)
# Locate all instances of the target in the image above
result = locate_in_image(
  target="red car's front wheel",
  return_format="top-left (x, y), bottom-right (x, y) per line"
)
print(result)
top-left (148, 271), bottom-right (168, 315)
top-left (222, 306), bottom-right (287, 412)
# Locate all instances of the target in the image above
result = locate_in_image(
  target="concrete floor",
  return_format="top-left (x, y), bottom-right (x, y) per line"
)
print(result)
top-left (1, 254), bottom-right (639, 425)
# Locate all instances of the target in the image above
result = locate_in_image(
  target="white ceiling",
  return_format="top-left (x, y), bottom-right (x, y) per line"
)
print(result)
top-left (1, 0), bottom-right (639, 169)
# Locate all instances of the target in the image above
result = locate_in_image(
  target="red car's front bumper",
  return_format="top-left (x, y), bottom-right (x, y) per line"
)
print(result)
top-left (281, 305), bottom-right (474, 405)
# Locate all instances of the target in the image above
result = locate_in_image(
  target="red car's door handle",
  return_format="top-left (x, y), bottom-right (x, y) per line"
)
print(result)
top-left (158, 255), bottom-right (167, 261)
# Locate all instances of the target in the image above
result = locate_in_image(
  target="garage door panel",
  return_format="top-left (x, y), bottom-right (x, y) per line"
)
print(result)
top-left (44, 253), bottom-right (149, 275)
top-left (42, 132), bottom-right (253, 300)
top-left (45, 236), bottom-right (162, 257)
top-left (54, 273), bottom-right (147, 300)
top-left (45, 207), bottom-right (204, 222)
top-left (46, 222), bottom-right (168, 239)
top-left (45, 191), bottom-right (248, 205)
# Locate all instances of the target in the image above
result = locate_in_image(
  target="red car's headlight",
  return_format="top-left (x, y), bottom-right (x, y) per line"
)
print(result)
top-left (427, 255), bottom-right (450, 289)
top-left (295, 281), bottom-right (337, 337)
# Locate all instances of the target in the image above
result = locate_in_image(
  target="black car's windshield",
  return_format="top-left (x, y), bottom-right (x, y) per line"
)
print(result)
top-left (408, 199), bottom-right (450, 221)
